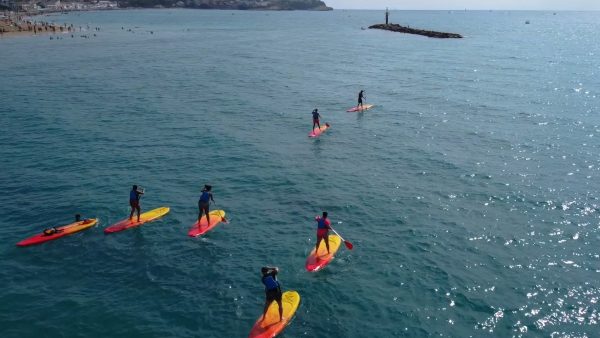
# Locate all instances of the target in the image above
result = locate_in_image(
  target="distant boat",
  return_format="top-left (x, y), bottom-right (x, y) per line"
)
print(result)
top-left (361, 27), bottom-right (366, 30)
top-left (525, 20), bottom-right (530, 24)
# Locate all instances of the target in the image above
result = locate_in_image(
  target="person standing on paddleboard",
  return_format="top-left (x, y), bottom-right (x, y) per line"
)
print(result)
top-left (312, 108), bottom-right (321, 131)
top-left (357, 90), bottom-right (365, 109)
top-left (261, 266), bottom-right (283, 322)
top-left (198, 184), bottom-right (215, 226)
top-left (315, 211), bottom-right (332, 254)
top-left (129, 185), bottom-right (144, 222)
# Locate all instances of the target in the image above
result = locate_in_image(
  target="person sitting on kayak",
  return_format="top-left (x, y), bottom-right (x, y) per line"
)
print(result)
top-left (261, 266), bottom-right (283, 322)
top-left (312, 108), bottom-right (321, 131)
top-left (198, 184), bottom-right (215, 226)
top-left (129, 185), bottom-right (144, 222)
top-left (315, 211), bottom-right (332, 254)
top-left (357, 90), bottom-right (365, 109)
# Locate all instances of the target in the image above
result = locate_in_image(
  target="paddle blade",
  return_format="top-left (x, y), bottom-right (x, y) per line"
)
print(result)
top-left (344, 240), bottom-right (354, 250)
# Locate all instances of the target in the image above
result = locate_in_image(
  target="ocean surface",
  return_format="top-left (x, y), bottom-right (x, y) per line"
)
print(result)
top-left (1, 9), bottom-right (599, 337)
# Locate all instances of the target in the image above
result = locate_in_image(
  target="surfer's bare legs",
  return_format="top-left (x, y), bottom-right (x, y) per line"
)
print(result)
top-left (129, 201), bottom-right (140, 222)
top-left (276, 297), bottom-right (283, 322)
top-left (261, 300), bottom-right (272, 322)
top-left (136, 206), bottom-right (141, 222)
top-left (198, 203), bottom-right (210, 226)
top-left (315, 235), bottom-right (330, 254)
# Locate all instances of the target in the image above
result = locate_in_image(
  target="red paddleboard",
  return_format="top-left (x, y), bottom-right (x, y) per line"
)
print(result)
top-left (308, 123), bottom-right (330, 138)
top-left (188, 210), bottom-right (226, 237)
top-left (347, 104), bottom-right (374, 112)
top-left (248, 290), bottom-right (301, 338)
top-left (17, 219), bottom-right (98, 247)
top-left (305, 234), bottom-right (342, 272)
top-left (104, 207), bottom-right (170, 234)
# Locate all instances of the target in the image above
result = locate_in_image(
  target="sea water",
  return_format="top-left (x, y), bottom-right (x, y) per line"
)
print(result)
top-left (1, 9), bottom-right (599, 337)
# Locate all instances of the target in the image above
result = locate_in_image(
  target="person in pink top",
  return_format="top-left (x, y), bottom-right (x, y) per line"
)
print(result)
top-left (315, 211), bottom-right (332, 254)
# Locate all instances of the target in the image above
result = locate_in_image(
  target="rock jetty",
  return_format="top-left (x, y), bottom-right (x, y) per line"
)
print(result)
top-left (369, 23), bottom-right (462, 39)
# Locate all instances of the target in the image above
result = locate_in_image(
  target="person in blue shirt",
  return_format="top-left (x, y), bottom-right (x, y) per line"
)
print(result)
top-left (261, 266), bottom-right (283, 322)
top-left (312, 108), bottom-right (321, 131)
top-left (129, 185), bottom-right (144, 222)
top-left (198, 184), bottom-right (215, 225)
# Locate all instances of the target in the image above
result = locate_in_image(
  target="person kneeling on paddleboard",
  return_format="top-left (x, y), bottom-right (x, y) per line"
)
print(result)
top-left (129, 185), bottom-right (144, 222)
top-left (312, 109), bottom-right (321, 131)
top-left (198, 184), bottom-right (215, 226)
top-left (315, 211), bottom-right (332, 254)
top-left (261, 266), bottom-right (283, 322)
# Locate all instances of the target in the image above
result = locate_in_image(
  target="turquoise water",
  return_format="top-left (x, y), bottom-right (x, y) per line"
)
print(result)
top-left (1, 9), bottom-right (600, 337)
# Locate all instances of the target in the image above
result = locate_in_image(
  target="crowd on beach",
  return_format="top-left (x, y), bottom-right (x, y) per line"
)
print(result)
top-left (1, 11), bottom-right (67, 37)
top-left (0, 11), bottom-right (106, 39)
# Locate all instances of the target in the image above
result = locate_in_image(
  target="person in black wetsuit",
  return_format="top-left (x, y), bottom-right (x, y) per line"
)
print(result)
top-left (357, 90), bottom-right (365, 109)
top-left (312, 109), bottom-right (321, 130)
top-left (261, 266), bottom-right (283, 322)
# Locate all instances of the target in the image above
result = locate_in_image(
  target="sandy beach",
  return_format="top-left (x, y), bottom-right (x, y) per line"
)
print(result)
top-left (0, 13), bottom-right (73, 38)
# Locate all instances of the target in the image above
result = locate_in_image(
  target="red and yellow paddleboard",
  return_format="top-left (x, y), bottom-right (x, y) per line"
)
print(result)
top-left (305, 234), bottom-right (342, 272)
top-left (308, 123), bottom-right (330, 138)
top-left (104, 207), bottom-right (170, 234)
top-left (347, 104), bottom-right (374, 112)
top-left (248, 290), bottom-right (301, 338)
top-left (17, 219), bottom-right (98, 247)
top-left (188, 210), bottom-right (226, 237)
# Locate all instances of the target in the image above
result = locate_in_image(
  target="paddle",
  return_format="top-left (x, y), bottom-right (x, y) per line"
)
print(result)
top-left (329, 226), bottom-right (354, 250)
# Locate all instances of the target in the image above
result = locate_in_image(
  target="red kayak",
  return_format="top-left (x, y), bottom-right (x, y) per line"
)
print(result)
top-left (17, 219), bottom-right (98, 247)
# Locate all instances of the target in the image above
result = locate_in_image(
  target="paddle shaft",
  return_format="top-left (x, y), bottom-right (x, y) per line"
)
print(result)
top-left (329, 226), bottom-right (353, 250)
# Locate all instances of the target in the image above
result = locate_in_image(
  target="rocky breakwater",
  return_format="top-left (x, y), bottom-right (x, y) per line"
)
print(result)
top-left (369, 23), bottom-right (462, 39)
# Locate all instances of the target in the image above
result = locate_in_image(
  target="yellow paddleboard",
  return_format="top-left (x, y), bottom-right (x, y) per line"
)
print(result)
top-left (104, 207), bottom-right (170, 233)
top-left (249, 290), bottom-right (301, 338)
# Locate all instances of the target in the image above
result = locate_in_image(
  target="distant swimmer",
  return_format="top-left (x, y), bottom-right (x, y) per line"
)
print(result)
top-left (312, 109), bottom-right (321, 130)
top-left (357, 90), bottom-right (365, 109)
top-left (129, 185), bottom-right (144, 222)
top-left (315, 211), bottom-right (332, 254)
top-left (198, 184), bottom-right (215, 225)
top-left (261, 266), bottom-right (283, 322)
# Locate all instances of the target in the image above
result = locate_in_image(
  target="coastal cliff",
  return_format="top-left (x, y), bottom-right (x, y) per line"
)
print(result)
top-left (118, 0), bottom-right (332, 10)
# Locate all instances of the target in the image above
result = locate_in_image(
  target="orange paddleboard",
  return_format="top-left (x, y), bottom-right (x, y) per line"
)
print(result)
top-left (248, 291), bottom-right (301, 338)
top-left (17, 219), bottom-right (98, 247)
top-left (104, 207), bottom-right (170, 234)
top-left (188, 210), bottom-right (226, 237)
top-left (308, 123), bottom-right (330, 138)
top-left (305, 234), bottom-right (342, 272)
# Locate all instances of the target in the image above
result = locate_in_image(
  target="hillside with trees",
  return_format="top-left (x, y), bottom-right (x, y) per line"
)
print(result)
top-left (117, 0), bottom-right (332, 10)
